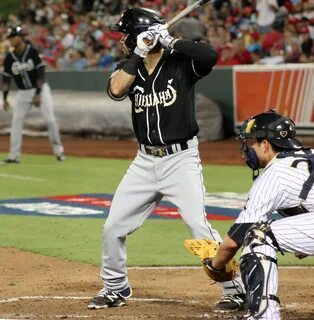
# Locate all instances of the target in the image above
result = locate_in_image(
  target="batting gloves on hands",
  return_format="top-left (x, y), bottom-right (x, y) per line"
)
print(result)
top-left (134, 30), bottom-right (159, 58)
top-left (148, 24), bottom-right (177, 48)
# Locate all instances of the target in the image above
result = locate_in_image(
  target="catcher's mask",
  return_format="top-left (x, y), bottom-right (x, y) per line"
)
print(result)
top-left (109, 7), bottom-right (165, 56)
top-left (238, 110), bottom-right (303, 179)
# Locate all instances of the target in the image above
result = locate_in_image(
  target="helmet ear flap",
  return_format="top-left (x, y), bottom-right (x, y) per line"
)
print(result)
top-left (123, 35), bottom-right (136, 57)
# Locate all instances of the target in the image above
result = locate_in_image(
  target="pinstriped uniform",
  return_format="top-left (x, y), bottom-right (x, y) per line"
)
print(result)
top-left (237, 151), bottom-right (314, 320)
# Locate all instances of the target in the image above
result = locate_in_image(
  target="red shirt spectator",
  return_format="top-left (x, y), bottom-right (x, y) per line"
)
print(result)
top-left (233, 38), bottom-right (253, 64)
top-left (216, 45), bottom-right (240, 66)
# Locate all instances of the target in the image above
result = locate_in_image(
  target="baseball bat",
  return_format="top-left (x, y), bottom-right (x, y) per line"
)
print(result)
top-left (165, 0), bottom-right (215, 28)
top-left (143, 0), bottom-right (214, 45)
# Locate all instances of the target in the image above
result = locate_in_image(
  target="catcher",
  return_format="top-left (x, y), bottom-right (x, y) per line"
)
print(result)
top-left (205, 110), bottom-right (314, 320)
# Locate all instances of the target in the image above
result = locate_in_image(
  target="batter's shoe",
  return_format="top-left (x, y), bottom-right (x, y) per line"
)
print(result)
top-left (56, 154), bottom-right (65, 161)
top-left (214, 294), bottom-right (246, 312)
top-left (87, 287), bottom-right (132, 310)
top-left (2, 158), bottom-right (20, 164)
top-left (234, 315), bottom-right (255, 320)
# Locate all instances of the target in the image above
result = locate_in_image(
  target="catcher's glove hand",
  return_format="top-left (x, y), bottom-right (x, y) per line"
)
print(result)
top-left (184, 239), bottom-right (237, 282)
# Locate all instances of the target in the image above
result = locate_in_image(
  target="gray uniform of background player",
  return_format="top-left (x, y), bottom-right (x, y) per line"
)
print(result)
top-left (2, 27), bottom-right (63, 162)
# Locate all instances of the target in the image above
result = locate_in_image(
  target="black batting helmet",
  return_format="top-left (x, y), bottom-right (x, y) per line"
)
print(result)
top-left (241, 110), bottom-right (303, 150)
top-left (6, 26), bottom-right (24, 38)
top-left (112, 8), bottom-right (165, 37)
top-left (110, 8), bottom-right (165, 54)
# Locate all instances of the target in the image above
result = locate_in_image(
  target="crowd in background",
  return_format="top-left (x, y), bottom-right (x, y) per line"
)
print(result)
top-left (0, 0), bottom-right (313, 70)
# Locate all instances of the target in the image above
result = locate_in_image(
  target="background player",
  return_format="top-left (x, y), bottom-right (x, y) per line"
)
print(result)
top-left (208, 110), bottom-right (314, 320)
top-left (1, 26), bottom-right (64, 163)
top-left (88, 7), bottom-right (245, 311)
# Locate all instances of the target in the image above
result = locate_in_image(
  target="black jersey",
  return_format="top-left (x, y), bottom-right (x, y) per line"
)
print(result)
top-left (2, 44), bottom-right (45, 89)
top-left (114, 49), bottom-right (213, 146)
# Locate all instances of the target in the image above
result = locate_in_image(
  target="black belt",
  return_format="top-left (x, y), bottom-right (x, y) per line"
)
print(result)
top-left (140, 141), bottom-right (189, 157)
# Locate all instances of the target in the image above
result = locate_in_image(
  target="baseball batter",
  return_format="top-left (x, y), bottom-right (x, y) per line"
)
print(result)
top-left (88, 7), bottom-right (245, 311)
top-left (210, 110), bottom-right (314, 320)
top-left (1, 26), bottom-right (64, 163)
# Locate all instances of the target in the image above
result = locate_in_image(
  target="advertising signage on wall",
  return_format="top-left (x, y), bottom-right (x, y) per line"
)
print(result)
top-left (233, 65), bottom-right (314, 129)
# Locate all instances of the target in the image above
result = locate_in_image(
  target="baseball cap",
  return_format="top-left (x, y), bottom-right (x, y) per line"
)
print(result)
top-left (6, 26), bottom-right (24, 38)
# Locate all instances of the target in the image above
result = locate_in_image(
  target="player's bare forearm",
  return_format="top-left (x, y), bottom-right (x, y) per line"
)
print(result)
top-left (110, 69), bottom-right (135, 97)
top-left (212, 235), bottom-right (241, 270)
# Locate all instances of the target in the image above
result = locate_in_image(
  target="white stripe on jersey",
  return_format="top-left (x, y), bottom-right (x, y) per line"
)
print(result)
top-left (191, 60), bottom-right (202, 78)
top-left (152, 62), bottom-right (166, 145)
top-left (236, 153), bottom-right (314, 223)
top-left (11, 45), bottom-right (32, 88)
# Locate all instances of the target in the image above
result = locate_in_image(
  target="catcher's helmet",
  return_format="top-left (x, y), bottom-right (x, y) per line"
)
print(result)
top-left (242, 110), bottom-right (303, 150)
top-left (239, 110), bottom-right (303, 179)
top-left (6, 26), bottom-right (24, 38)
top-left (110, 8), bottom-right (165, 54)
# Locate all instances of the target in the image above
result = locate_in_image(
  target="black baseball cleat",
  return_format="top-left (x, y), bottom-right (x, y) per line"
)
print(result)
top-left (56, 154), bottom-right (65, 161)
top-left (2, 158), bottom-right (20, 164)
top-left (87, 287), bottom-right (132, 310)
top-left (214, 294), bottom-right (246, 312)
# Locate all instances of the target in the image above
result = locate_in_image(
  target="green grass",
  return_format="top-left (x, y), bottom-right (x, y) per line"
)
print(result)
top-left (0, 153), bottom-right (313, 266)
top-left (0, 153), bottom-right (251, 198)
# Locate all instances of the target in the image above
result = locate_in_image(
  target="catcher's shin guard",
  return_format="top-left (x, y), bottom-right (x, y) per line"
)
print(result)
top-left (240, 222), bottom-right (280, 318)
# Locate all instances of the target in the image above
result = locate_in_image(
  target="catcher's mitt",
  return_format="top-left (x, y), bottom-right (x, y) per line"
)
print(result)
top-left (184, 239), bottom-right (237, 282)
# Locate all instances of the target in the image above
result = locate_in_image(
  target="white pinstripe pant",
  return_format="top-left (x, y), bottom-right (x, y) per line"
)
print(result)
top-left (247, 212), bottom-right (314, 320)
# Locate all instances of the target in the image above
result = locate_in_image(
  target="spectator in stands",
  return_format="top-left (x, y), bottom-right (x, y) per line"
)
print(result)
top-left (262, 19), bottom-right (285, 55)
top-left (233, 37), bottom-right (253, 64)
top-left (216, 44), bottom-right (240, 65)
top-left (284, 38), bottom-right (301, 62)
top-left (300, 26), bottom-right (313, 58)
top-left (98, 45), bottom-right (114, 68)
top-left (256, 0), bottom-right (279, 34)
top-left (260, 42), bottom-right (285, 64)
top-left (8, 0), bottom-right (314, 68)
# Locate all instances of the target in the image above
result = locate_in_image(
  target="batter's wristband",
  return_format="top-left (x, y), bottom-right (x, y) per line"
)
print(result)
top-left (3, 90), bottom-right (8, 101)
top-left (35, 87), bottom-right (42, 95)
top-left (122, 53), bottom-right (143, 76)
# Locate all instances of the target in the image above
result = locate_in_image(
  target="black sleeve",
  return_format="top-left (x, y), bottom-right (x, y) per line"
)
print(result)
top-left (36, 65), bottom-right (45, 81)
top-left (227, 223), bottom-right (254, 246)
top-left (172, 40), bottom-right (218, 75)
top-left (2, 74), bottom-right (11, 85)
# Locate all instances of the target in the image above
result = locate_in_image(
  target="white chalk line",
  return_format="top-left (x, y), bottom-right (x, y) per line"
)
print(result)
top-left (128, 266), bottom-right (314, 270)
top-left (0, 295), bottom-right (190, 305)
top-left (0, 173), bottom-right (44, 182)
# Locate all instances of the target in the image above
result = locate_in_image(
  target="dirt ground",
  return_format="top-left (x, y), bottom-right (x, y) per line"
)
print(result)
top-left (1, 135), bottom-right (314, 319)
top-left (0, 135), bottom-right (245, 165)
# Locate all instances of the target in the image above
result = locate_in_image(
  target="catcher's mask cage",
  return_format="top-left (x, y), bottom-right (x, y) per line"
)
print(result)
top-left (238, 110), bottom-right (303, 179)
top-left (110, 7), bottom-right (165, 55)
top-left (6, 25), bottom-right (24, 38)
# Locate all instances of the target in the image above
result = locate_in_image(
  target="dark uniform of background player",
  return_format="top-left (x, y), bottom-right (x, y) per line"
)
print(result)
top-left (88, 8), bottom-right (245, 311)
top-left (1, 26), bottom-right (64, 163)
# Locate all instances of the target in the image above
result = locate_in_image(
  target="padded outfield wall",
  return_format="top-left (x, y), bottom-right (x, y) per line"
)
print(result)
top-left (46, 64), bottom-right (314, 136)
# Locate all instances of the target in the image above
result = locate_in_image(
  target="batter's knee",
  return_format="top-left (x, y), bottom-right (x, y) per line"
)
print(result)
top-left (103, 220), bottom-right (128, 241)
